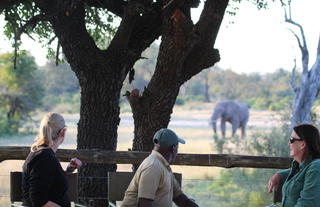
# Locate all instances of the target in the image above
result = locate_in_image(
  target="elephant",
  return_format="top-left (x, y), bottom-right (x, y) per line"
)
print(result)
top-left (210, 100), bottom-right (249, 138)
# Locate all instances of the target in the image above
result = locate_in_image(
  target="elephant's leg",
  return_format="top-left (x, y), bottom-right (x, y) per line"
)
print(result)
top-left (241, 125), bottom-right (246, 138)
top-left (232, 118), bottom-right (240, 137)
top-left (221, 119), bottom-right (226, 138)
top-left (240, 118), bottom-right (249, 138)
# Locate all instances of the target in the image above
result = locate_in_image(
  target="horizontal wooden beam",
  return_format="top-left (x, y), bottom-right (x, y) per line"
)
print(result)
top-left (0, 146), bottom-right (292, 169)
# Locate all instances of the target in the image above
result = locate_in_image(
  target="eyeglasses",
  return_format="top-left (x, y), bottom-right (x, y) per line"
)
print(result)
top-left (289, 137), bottom-right (303, 144)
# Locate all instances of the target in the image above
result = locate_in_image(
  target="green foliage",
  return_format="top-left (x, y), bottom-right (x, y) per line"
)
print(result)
top-left (3, 1), bottom-right (117, 61)
top-left (0, 52), bottom-right (44, 135)
top-left (120, 42), bottom-right (294, 110)
top-left (196, 111), bottom-right (291, 206)
top-left (39, 61), bottom-right (79, 95)
top-left (4, 2), bottom-right (54, 49)
top-left (38, 60), bottom-right (80, 113)
top-left (248, 110), bottom-right (291, 157)
top-left (85, 6), bottom-right (117, 49)
top-left (41, 92), bottom-right (80, 113)
top-left (175, 97), bottom-right (185, 105)
top-left (184, 168), bottom-right (275, 207)
top-left (182, 68), bottom-right (293, 110)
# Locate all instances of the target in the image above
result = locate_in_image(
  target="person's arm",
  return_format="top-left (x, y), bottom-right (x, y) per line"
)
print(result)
top-left (173, 193), bottom-right (199, 207)
top-left (42, 201), bottom-right (61, 207)
top-left (295, 164), bottom-right (320, 206)
top-left (137, 166), bottom-right (161, 205)
top-left (66, 158), bottom-right (82, 173)
top-left (268, 169), bottom-right (290, 193)
top-left (172, 174), bottom-right (199, 207)
top-left (138, 198), bottom-right (154, 207)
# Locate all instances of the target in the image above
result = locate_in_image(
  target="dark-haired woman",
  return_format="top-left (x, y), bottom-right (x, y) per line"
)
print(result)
top-left (268, 123), bottom-right (320, 207)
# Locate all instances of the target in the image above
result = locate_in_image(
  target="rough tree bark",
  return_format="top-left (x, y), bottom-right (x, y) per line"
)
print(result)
top-left (126, 0), bottom-right (228, 152)
top-left (2, 0), bottom-right (229, 205)
top-left (285, 3), bottom-right (320, 128)
top-left (1, 0), bottom-right (164, 206)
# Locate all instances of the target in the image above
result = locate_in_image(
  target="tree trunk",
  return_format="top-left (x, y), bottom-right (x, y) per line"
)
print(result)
top-left (37, 3), bottom-right (126, 206)
top-left (34, 1), bottom-right (164, 204)
top-left (76, 73), bottom-right (121, 205)
top-left (291, 54), bottom-right (320, 127)
top-left (286, 3), bottom-right (320, 128)
top-left (127, 0), bottom-right (228, 152)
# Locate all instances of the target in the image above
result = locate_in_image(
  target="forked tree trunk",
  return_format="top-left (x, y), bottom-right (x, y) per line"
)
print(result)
top-left (127, 0), bottom-right (228, 152)
top-left (285, 3), bottom-right (320, 128)
top-left (5, 0), bottom-right (226, 205)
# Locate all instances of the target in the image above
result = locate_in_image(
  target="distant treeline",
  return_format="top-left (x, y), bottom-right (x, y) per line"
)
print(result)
top-left (121, 44), bottom-right (302, 111)
top-left (0, 52), bottom-right (80, 135)
top-left (0, 50), bottom-right (309, 135)
top-left (177, 68), bottom-right (295, 110)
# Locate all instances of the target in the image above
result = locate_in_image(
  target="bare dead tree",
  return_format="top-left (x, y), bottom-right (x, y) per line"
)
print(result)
top-left (285, 1), bottom-right (320, 128)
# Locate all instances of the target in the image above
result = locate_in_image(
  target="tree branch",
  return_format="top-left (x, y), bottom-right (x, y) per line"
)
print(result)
top-left (309, 36), bottom-right (320, 88)
top-left (16, 14), bottom-right (51, 41)
top-left (5, 8), bottom-right (53, 69)
top-left (85, 0), bottom-right (127, 17)
top-left (285, 2), bottom-right (309, 73)
top-left (288, 28), bottom-right (302, 50)
top-left (107, 1), bottom-right (152, 55)
top-left (108, 1), bottom-right (163, 75)
top-left (5, 9), bottom-right (20, 69)
top-left (317, 35), bottom-right (320, 58)
top-left (290, 59), bottom-right (298, 92)
top-left (180, 0), bottom-right (228, 82)
top-left (55, 41), bottom-right (60, 66)
top-left (195, 0), bottom-right (229, 48)
top-left (0, 0), bottom-right (27, 12)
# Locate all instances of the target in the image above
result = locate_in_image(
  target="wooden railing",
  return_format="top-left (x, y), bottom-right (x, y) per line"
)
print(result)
top-left (0, 146), bottom-right (292, 169)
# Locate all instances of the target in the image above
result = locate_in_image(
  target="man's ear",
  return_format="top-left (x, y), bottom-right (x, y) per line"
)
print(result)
top-left (60, 128), bottom-right (67, 137)
top-left (170, 145), bottom-right (175, 152)
top-left (172, 144), bottom-right (178, 152)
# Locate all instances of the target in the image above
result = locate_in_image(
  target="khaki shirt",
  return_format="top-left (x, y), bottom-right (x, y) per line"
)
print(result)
top-left (121, 150), bottom-right (183, 207)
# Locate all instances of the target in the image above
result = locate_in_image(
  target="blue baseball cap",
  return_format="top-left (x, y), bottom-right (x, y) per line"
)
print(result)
top-left (153, 128), bottom-right (186, 147)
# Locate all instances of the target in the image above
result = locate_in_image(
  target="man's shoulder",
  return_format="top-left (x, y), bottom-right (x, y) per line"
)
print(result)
top-left (141, 154), bottom-right (163, 169)
top-left (137, 155), bottom-right (168, 177)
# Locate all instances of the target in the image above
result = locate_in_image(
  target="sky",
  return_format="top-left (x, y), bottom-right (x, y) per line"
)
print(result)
top-left (0, 0), bottom-right (319, 74)
top-left (211, 0), bottom-right (320, 73)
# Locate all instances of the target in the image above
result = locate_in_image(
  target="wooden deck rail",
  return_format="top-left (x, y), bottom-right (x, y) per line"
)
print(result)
top-left (0, 146), bottom-right (292, 169)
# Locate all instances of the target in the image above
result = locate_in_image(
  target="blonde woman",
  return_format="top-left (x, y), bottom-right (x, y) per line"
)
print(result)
top-left (22, 112), bottom-right (82, 207)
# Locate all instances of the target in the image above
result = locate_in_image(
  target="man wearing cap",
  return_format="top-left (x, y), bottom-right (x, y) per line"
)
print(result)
top-left (121, 128), bottom-right (199, 207)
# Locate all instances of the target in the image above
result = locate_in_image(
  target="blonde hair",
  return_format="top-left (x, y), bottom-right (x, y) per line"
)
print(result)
top-left (31, 112), bottom-right (65, 152)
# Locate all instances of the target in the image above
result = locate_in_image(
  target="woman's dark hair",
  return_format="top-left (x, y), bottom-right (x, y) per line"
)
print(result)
top-left (294, 123), bottom-right (320, 158)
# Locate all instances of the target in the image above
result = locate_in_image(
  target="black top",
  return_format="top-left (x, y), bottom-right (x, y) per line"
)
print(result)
top-left (22, 147), bottom-right (70, 207)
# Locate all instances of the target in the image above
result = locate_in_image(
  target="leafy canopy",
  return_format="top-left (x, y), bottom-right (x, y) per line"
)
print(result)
top-left (0, 52), bottom-right (44, 134)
